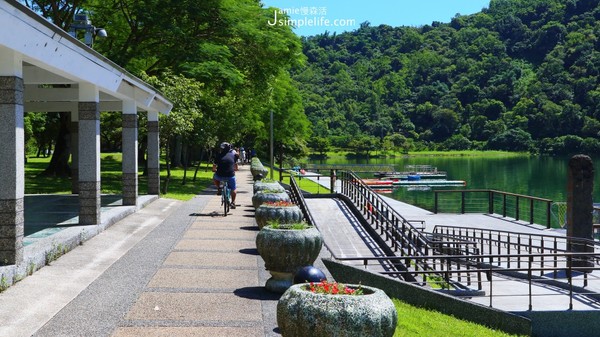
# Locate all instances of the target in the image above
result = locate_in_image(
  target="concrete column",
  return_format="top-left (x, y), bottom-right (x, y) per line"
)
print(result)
top-left (78, 83), bottom-right (101, 225)
top-left (122, 100), bottom-right (138, 205)
top-left (566, 154), bottom-right (594, 270)
top-left (70, 109), bottom-right (79, 194)
top-left (0, 48), bottom-right (24, 265)
top-left (147, 111), bottom-right (160, 195)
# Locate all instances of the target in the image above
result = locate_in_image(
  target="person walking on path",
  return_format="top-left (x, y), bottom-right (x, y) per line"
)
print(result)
top-left (213, 142), bottom-right (239, 208)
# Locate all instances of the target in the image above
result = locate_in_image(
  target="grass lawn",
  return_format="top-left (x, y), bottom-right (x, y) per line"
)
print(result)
top-left (25, 154), bottom-right (320, 200)
top-left (309, 149), bottom-right (528, 160)
top-left (25, 153), bottom-right (214, 201)
top-left (392, 299), bottom-right (526, 337)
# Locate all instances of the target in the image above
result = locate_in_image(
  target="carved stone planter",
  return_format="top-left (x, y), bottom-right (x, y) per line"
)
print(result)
top-left (252, 190), bottom-right (291, 208)
top-left (253, 180), bottom-right (285, 194)
top-left (255, 203), bottom-right (304, 229)
top-left (251, 160), bottom-right (269, 179)
top-left (255, 225), bottom-right (323, 293)
top-left (277, 283), bottom-right (397, 337)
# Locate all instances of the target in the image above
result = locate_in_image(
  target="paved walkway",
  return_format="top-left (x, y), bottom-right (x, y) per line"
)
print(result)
top-left (0, 166), bottom-right (322, 337)
top-left (5, 165), bottom-right (600, 335)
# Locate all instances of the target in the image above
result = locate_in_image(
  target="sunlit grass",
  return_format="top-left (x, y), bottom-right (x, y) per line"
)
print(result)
top-left (405, 150), bottom-right (529, 158)
top-left (392, 299), bottom-right (527, 337)
top-left (311, 149), bottom-right (528, 160)
top-left (25, 153), bottom-right (213, 201)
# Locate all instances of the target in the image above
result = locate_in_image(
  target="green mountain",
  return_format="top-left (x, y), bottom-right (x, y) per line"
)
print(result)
top-left (293, 0), bottom-right (600, 155)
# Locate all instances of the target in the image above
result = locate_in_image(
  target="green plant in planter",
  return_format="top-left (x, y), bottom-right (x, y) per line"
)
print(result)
top-left (252, 189), bottom-right (291, 208)
top-left (256, 222), bottom-right (323, 293)
top-left (267, 222), bottom-right (308, 230)
top-left (277, 283), bottom-right (397, 337)
top-left (251, 159), bottom-right (269, 179)
top-left (255, 201), bottom-right (304, 229)
top-left (253, 179), bottom-right (285, 194)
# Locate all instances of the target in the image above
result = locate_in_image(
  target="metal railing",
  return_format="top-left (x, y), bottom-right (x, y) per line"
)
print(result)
top-left (336, 170), bottom-right (481, 279)
top-left (291, 171), bottom-right (600, 311)
top-left (433, 225), bottom-right (600, 279)
top-left (291, 170), bottom-right (482, 283)
top-left (434, 189), bottom-right (553, 229)
top-left (335, 252), bottom-right (600, 311)
top-left (288, 174), bottom-right (316, 227)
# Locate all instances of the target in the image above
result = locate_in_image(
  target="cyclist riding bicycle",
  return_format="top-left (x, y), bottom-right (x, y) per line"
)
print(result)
top-left (212, 142), bottom-right (239, 208)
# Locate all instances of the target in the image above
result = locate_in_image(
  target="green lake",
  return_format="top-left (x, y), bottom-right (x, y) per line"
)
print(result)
top-left (304, 154), bottom-right (600, 213)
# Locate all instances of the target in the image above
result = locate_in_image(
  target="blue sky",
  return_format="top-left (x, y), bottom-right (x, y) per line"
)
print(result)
top-left (262, 0), bottom-right (491, 36)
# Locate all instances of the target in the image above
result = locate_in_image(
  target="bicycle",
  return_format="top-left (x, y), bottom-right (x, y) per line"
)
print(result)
top-left (220, 180), bottom-right (231, 216)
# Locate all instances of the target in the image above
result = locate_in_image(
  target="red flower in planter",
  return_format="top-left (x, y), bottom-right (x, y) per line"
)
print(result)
top-left (308, 280), bottom-right (363, 295)
top-left (264, 200), bottom-right (296, 207)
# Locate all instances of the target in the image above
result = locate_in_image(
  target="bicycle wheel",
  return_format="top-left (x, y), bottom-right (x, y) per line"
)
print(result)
top-left (223, 182), bottom-right (230, 216)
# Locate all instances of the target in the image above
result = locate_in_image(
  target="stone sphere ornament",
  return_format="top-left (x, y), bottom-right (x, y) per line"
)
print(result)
top-left (293, 266), bottom-right (327, 284)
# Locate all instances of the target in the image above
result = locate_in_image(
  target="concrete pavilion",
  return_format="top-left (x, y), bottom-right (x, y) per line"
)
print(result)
top-left (0, 1), bottom-right (172, 268)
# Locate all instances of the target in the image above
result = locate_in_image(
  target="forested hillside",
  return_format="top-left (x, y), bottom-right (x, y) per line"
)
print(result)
top-left (294, 0), bottom-right (600, 155)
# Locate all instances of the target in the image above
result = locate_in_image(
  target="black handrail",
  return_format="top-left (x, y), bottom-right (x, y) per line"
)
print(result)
top-left (291, 170), bottom-right (600, 310)
top-left (336, 170), bottom-right (481, 279)
top-left (289, 174), bottom-right (316, 227)
top-left (432, 225), bottom-right (600, 275)
top-left (334, 251), bottom-right (600, 311)
top-left (434, 189), bottom-right (553, 228)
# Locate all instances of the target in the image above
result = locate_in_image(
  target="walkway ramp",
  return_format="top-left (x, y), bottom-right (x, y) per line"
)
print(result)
top-left (305, 198), bottom-right (385, 267)
top-left (303, 192), bottom-right (600, 313)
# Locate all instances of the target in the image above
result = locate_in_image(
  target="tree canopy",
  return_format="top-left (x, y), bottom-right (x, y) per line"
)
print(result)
top-left (22, 0), bottom-right (310, 173)
top-left (293, 0), bottom-right (600, 156)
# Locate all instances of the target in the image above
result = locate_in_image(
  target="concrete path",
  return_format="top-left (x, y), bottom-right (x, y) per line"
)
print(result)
top-left (0, 166), bottom-right (296, 337)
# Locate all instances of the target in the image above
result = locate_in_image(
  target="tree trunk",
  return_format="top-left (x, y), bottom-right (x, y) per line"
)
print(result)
top-left (172, 135), bottom-right (182, 167)
top-left (139, 140), bottom-right (148, 176)
top-left (182, 144), bottom-right (189, 185)
top-left (193, 148), bottom-right (205, 182)
top-left (40, 112), bottom-right (71, 177)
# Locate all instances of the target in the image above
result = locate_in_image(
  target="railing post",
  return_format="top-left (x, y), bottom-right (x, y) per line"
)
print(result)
top-left (461, 191), bottom-right (465, 214)
top-left (515, 196), bottom-right (520, 221)
top-left (568, 255), bottom-right (573, 310)
top-left (530, 199), bottom-right (534, 224)
top-left (434, 191), bottom-right (439, 214)
top-left (547, 202), bottom-right (552, 229)
top-left (330, 169), bottom-right (336, 194)
top-left (489, 190), bottom-right (494, 214)
top-left (489, 264), bottom-right (493, 307)
top-left (528, 255), bottom-right (533, 311)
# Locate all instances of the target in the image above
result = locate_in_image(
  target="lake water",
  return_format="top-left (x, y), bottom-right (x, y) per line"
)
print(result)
top-left (304, 154), bottom-right (600, 212)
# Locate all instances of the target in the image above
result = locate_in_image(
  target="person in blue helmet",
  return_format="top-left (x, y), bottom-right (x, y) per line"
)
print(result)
top-left (212, 142), bottom-right (239, 208)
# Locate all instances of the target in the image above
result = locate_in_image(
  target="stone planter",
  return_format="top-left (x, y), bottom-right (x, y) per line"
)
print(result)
top-left (277, 283), bottom-right (397, 337)
top-left (252, 190), bottom-right (291, 208)
top-left (253, 180), bottom-right (285, 194)
top-left (251, 160), bottom-right (269, 179)
top-left (255, 225), bottom-right (323, 293)
top-left (255, 203), bottom-right (304, 229)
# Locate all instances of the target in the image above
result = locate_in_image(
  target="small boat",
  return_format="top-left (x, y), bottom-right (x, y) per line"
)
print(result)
top-left (361, 179), bottom-right (393, 188)
top-left (374, 165), bottom-right (447, 179)
top-left (393, 180), bottom-right (467, 187)
top-left (406, 186), bottom-right (432, 192)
